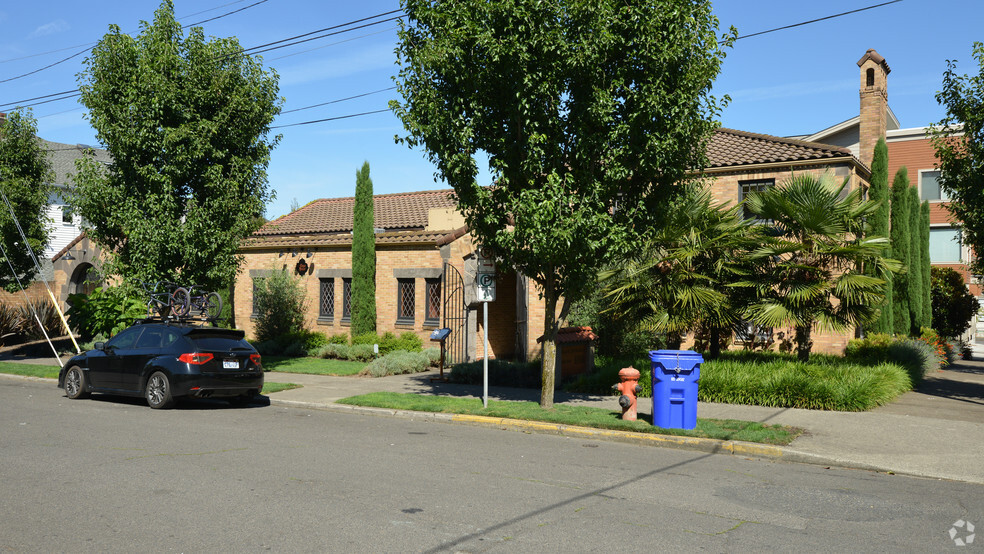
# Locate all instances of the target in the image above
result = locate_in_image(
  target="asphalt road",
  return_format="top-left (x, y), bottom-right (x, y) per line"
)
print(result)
top-left (2, 376), bottom-right (982, 552)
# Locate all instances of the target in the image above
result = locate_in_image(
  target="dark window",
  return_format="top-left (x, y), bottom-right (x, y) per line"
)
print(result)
top-left (866, 68), bottom-right (875, 86)
top-left (61, 205), bottom-right (73, 224)
top-left (425, 278), bottom-right (441, 326)
top-left (135, 328), bottom-right (163, 349)
top-left (319, 278), bottom-right (335, 319)
top-left (107, 327), bottom-right (142, 349)
top-left (251, 278), bottom-right (264, 316)
top-left (397, 278), bottom-right (415, 324)
top-left (739, 179), bottom-right (774, 221)
top-left (341, 278), bottom-right (352, 323)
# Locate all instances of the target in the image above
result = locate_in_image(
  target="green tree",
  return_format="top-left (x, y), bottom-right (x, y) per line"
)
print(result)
top-left (253, 268), bottom-right (307, 343)
top-left (932, 41), bottom-right (984, 275)
top-left (392, 0), bottom-right (733, 408)
top-left (930, 266), bottom-right (980, 339)
top-left (920, 201), bottom-right (932, 328)
top-left (351, 162), bottom-right (376, 335)
top-left (907, 186), bottom-right (924, 334)
top-left (72, 0), bottom-right (281, 292)
top-left (741, 173), bottom-right (899, 362)
top-left (890, 168), bottom-right (912, 336)
top-left (867, 137), bottom-right (893, 334)
top-left (600, 185), bottom-right (757, 359)
top-left (0, 110), bottom-right (53, 290)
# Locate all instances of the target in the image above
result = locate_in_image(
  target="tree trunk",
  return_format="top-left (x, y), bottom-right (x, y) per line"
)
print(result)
top-left (795, 324), bottom-right (813, 362)
top-left (667, 331), bottom-right (682, 350)
top-left (539, 275), bottom-right (560, 409)
top-left (709, 326), bottom-right (721, 359)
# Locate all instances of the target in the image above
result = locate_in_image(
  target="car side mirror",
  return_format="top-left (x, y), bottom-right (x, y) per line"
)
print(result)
top-left (94, 342), bottom-right (105, 351)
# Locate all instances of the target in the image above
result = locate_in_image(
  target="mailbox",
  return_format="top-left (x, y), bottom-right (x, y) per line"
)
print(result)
top-left (430, 328), bottom-right (451, 382)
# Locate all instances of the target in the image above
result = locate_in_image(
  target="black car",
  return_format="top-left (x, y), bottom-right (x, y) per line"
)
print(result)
top-left (58, 321), bottom-right (264, 409)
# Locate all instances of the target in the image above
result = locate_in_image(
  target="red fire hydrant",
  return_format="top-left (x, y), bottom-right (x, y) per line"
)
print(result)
top-left (613, 367), bottom-right (642, 421)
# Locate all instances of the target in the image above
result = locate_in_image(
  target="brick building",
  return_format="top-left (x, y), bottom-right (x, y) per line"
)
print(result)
top-left (236, 190), bottom-right (547, 364)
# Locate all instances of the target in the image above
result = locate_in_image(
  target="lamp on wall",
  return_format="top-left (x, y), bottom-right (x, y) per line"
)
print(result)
top-left (62, 252), bottom-right (76, 261)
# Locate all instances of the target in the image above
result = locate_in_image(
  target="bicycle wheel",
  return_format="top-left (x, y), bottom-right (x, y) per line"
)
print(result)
top-left (170, 287), bottom-right (191, 317)
top-left (203, 291), bottom-right (223, 319)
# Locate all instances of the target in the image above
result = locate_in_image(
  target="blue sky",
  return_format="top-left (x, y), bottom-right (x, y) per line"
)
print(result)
top-left (1, 0), bottom-right (981, 220)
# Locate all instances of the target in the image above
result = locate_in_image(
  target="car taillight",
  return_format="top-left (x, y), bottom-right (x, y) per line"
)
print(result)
top-left (179, 353), bottom-right (214, 365)
top-left (250, 353), bottom-right (261, 368)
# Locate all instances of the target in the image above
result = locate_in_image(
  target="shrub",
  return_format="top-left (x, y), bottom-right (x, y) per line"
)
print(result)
top-left (449, 359), bottom-right (541, 388)
top-left (350, 332), bottom-right (378, 346)
top-left (253, 268), bottom-right (307, 343)
top-left (328, 333), bottom-right (349, 345)
top-left (918, 327), bottom-right (953, 368)
top-left (0, 303), bottom-right (21, 344)
top-left (66, 286), bottom-right (146, 339)
top-left (17, 300), bottom-right (64, 341)
top-left (254, 339), bottom-right (284, 356)
top-left (316, 343), bottom-right (350, 360)
top-left (564, 354), bottom-right (651, 396)
top-left (283, 341), bottom-right (308, 358)
top-left (888, 339), bottom-right (939, 384)
top-left (422, 346), bottom-right (441, 366)
top-left (380, 331), bottom-right (423, 354)
top-left (362, 350), bottom-right (431, 377)
top-left (930, 266), bottom-right (980, 339)
top-left (347, 343), bottom-right (376, 362)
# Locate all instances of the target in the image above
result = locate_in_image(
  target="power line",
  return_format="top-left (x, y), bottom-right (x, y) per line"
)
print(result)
top-left (0, 0), bottom-right (259, 64)
top-left (280, 87), bottom-right (396, 114)
top-left (1, 9), bottom-right (404, 109)
top-left (733, 0), bottom-right (903, 41)
top-left (0, 0), bottom-right (271, 84)
top-left (271, 109), bottom-right (391, 129)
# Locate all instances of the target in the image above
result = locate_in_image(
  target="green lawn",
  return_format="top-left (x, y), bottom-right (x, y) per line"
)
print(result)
top-left (338, 391), bottom-right (803, 445)
top-left (0, 361), bottom-right (60, 379)
top-left (262, 382), bottom-right (301, 394)
top-left (262, 356), bottom-right (366, 376)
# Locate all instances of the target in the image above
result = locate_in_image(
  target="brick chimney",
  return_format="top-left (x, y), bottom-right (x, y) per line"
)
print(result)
top-left (857, 49), bottom-right (890, 168)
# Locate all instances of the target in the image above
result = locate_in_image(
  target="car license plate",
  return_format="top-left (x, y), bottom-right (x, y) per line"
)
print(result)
top-left (223, 359), bottom-right (239, 369)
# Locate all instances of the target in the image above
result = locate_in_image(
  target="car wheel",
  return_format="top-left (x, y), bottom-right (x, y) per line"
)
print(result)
top-left (145, 371), bottom-right (175, 409)
top-left (64, 366), bottom-right (89, 399)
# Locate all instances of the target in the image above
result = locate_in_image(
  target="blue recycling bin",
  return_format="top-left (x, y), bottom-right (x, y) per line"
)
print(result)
top-left (649, 350), bottom-right (703, 430)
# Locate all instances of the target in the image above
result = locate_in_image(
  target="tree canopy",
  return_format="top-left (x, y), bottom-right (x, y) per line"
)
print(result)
top-left (72, 0), bottom-right (282, 291)
top-left (932, 41), bottom-right (984, 275)
top-left (740, 173), bottom-right (898, 361)
top-left (0, 110), bottom-right (53, 290)
top-left (392, 0), bottom-right (733, 407)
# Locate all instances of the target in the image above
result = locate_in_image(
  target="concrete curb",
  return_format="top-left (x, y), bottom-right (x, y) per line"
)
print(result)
top-left (270, 397), bottom-right (873, 473)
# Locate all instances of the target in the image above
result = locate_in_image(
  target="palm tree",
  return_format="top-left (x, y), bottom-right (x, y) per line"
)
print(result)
top-left (600, 185), bottom-right (759, 358)
top-left (739, 173), bottom-right (900, 361)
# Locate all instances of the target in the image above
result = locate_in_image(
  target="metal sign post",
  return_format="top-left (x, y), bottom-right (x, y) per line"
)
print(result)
top-left (477, 247), bottom-right (496, 408)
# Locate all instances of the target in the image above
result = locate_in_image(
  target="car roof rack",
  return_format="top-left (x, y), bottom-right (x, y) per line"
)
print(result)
top-left (133, 315), bottom-right (224, 328)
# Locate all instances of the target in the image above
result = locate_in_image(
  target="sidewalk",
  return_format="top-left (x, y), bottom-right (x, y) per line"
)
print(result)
top-left (265, 359), bottom-right (984, 484)
top-left (6, 351), bottom-right (984, 484)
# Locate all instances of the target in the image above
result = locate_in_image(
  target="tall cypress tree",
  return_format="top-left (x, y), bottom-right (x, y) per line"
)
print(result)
top-left (920, 201), bottom-right (933, 329)
top-left (890, 168), bottom-right (911, 336)
top-left (868, 138), bottom-right (893, 334)
top-left (907, 186), bottom-right (924, 334)
top-left (351, 161), bottom-right (376, 335)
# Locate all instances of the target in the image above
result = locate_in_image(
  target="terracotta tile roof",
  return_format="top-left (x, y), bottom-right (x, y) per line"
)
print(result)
top-left (242, 229), bottom-right (451, 249)
top-left (706, 128), bottom-right (855, 169)
top-left (256, 189), bottom-right (456, 236)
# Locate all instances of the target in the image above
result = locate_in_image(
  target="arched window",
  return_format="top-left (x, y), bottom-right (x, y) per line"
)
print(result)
top-left (866, 68), bottom-right (875, 87)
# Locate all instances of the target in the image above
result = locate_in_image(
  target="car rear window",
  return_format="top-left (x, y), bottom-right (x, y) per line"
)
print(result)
top-left (190, 336), bottom-right (254, 351)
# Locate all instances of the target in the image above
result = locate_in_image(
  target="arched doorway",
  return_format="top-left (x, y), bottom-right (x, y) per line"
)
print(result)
top-left (70, 263), bottom-right (100, 296)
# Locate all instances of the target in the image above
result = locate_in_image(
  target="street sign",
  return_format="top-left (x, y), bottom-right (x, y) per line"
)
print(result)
top-left (476, 273), bottom-right (496, 302)
top-left (477, 246), bottom-right (496, 274)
